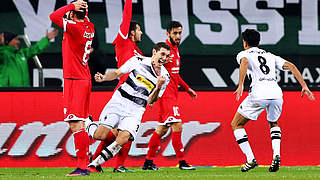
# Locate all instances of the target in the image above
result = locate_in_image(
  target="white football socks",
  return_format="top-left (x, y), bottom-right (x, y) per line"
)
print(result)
top-left (234, 128), bottom-right (255, 163)
top-left (89, 141), bottom-right (122, 167)
top-left (84, 119), bottom-right (98, 137)
top-left (270, 126), bottom-right (281, 158)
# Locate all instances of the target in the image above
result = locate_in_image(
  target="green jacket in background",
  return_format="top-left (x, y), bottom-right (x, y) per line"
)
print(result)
top-left (0, 37), bottom-right (50, 87)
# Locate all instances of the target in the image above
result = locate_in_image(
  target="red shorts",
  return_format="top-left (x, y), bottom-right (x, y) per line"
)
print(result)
top-left (63, 79), bottom-right (91, 121)
top-left (158, 97), bottom-right (182, 126)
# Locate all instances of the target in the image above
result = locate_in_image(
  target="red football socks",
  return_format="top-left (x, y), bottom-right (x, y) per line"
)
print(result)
top-left (73, 129), bottom-right (90, 169)
top-left (92, 131), bottom-right (116, 160)
top-left (172, 131), bottom-right (184, 161)
top-left (146, 131), bottom-right (161, 160)
top-left (115, 141), bottom-right (132, 168)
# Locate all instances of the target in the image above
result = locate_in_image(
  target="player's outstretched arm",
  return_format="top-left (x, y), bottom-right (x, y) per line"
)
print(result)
top-left (148, 76), bottom-right (166, 105)
top-left (95, 69), bottom-right (123, 82)
top-left (234, 57), bottom-right (248, 101)
top-left (282, 61), bottom-right (315, 101)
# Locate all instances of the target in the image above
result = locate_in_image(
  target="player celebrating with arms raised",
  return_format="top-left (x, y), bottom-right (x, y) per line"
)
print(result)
top-left (142, 21), bottom-right (197, 170)
top-left (50, 0), bottom-right (94, 176)
top-left (231, 29), bottom-right (315, 172)
top-left (89, 0), bottom-right (143, 173)
top-left (85, 42), bottom-right (171, 170)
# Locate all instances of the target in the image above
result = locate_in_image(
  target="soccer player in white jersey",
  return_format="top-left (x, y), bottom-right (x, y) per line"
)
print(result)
top-left (231, 29), bottom-right (315, 172)
top-left (85, 42), bottom-right (170, 170)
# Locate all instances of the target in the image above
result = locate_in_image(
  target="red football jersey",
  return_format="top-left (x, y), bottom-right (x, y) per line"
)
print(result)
top-left (113, 0), bottom-right (143, 84)
top-left (162, 39), bottom-right (190, 99)
top-left (50, 4), bottom-right (94, 80)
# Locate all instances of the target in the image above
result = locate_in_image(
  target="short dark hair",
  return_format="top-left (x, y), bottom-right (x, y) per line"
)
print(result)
top-left (242, 29), bottom-right (260, 47)
top-left (129, 21), bottom-right (141, 33)
top-left (153, 42), bottom-right (170, 52)
top-left (70, 0), bottom-right (86, 19)
top-left (166, 21), bottom-right (182, 33)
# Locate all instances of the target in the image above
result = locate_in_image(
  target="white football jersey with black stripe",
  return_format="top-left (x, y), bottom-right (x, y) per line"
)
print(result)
top-left (118, 56), bottom-right (170, 107)
top-left (236, 47), bottom-right (287, 100)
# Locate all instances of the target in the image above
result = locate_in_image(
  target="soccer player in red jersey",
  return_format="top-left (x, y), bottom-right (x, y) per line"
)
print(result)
top-left (50, 0), bottom-right (95, 176)
top-left (89, 0), bottom-right (143, 173)
top-left (142, 21), bottom-right (197, 170)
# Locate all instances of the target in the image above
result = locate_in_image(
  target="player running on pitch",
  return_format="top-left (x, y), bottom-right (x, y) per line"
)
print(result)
top-left (88, 0), bottom-right (143, 173)
top-left (231, 29), bottom-right (315, 172)
top-left (85, 42), bottom-right (170, 171)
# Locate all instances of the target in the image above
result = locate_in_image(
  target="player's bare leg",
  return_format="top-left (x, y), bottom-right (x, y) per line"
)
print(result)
top-left (268, 121), bottom-right (281, 172)
top-left (231, 112), bottom-right (258, 172)
top-left (93, 126), bottom-right (111, 140)
top-left (92, 129), bottom-right (118, 158)
top-left (84, 117), bottom-right (112, 141)
top-left (171, 122), bottom-right (195, 170)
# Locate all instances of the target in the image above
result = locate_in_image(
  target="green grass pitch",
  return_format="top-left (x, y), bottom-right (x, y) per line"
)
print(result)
top-left (0, 166), bottom-right (319, 180)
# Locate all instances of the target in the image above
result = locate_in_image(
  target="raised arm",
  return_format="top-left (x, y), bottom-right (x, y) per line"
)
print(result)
top-left (282, 61), bottom-right (315, 100)
top-left (18, 29), bottom-right (58, 60)
top-left (50, 1), bottom-right (87, 28)
top-left (234, 57), bottom-right (248, 101)
top-left (119, 0), bottom-right (132, 38)
top-left (50, 4), bottom-right (75, 28)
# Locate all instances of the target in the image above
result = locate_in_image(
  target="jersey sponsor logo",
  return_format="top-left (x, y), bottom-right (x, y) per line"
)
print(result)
top-left (136, 75), bottom-right (154, 91)
top-left (83, 31), bottom-right (94, 39)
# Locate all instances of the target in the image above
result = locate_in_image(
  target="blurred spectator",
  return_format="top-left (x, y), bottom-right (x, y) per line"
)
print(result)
top-left (0, 29), bottom-right (58, 87)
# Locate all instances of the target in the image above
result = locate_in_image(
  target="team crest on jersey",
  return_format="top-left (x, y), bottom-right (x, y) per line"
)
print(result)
top-left (136, 75), bottom-right (154, 91)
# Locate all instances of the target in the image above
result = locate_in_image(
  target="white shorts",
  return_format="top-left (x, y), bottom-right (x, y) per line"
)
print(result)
top-left (237, 97), bottom-right (283, 122)
top-left (98, 90), bottom-right (145, 140)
